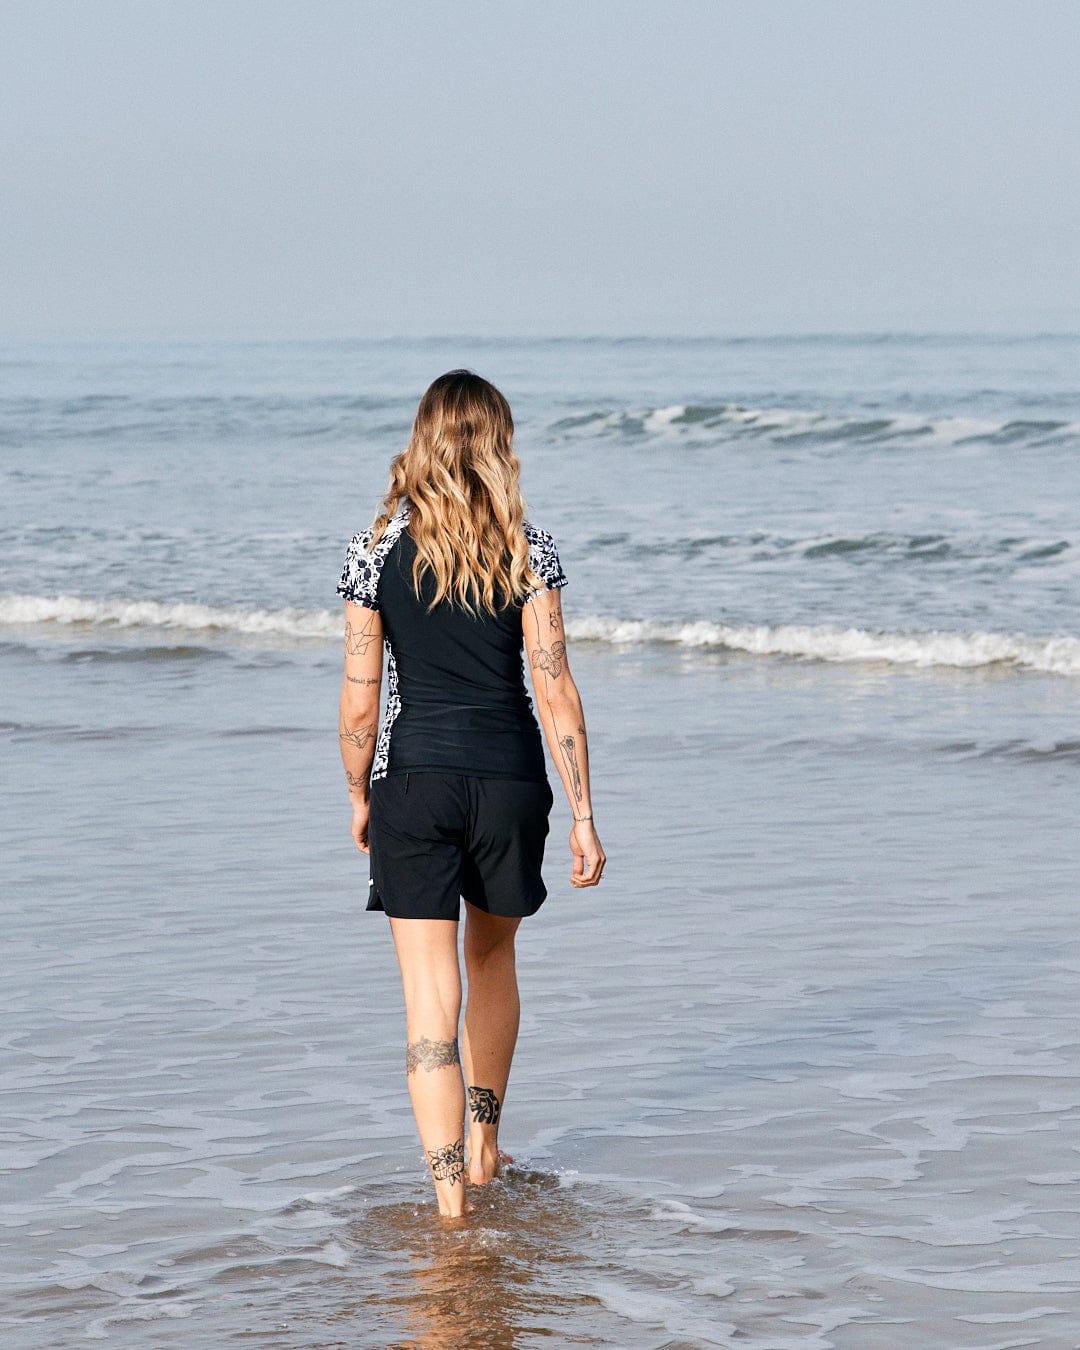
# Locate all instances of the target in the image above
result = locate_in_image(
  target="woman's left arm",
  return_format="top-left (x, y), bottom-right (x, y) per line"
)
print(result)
top-left (339, 600), bottom-right (384, 852)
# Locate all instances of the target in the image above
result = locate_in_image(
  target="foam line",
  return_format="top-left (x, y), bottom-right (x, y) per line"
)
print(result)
top-left (2, 594), bottom-right (1078, 675)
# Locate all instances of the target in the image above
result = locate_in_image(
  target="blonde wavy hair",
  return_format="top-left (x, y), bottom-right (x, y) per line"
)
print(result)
top-left (369, 370), bottom-right (540, 614)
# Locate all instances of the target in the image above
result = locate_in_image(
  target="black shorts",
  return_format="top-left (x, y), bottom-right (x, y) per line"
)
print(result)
top-left (367, 772), bottom-right (554, 921)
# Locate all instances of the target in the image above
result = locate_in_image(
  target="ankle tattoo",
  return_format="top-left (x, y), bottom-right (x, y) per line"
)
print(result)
top-left (468, 1085), bottom-right (502, 1125)
top-left (405, 1037), bottom-right (460, 1074)
top-left (427, 1137), bottom-right (465, 1186)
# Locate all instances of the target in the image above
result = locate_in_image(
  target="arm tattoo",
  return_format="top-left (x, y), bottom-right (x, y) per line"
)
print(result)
top-left (530, 639), bottom-right (566, 679)
top-left (345, 770), bottom-right (366, 790)
top-left (344, 617), bottom-right (380, 657)
top-left (468, 1085), bottom-right (502, 1125)
top-left (406, 1037), bottom-right (461, 1074)
top-left (340, 718), bottom-right (376, 751)
top-left (559, 734), bottom-right (582, 801)
top-left (346, 674), bottom-right (380, 686)
top-left (548, 604), bottom-right (562, 632)
top-left (427, 1138), bottom-right (465, 1186)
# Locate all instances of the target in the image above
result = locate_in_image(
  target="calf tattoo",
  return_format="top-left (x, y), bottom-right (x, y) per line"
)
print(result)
top-left (468, 1085), bottom-right (502, 1125)
top-left (427, 1138), bottom-right (465, 1186)
top-left (405, 1037), bottom-right (461, 1074)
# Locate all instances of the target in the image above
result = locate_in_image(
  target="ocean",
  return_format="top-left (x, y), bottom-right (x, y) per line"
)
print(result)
top-left (3, 334), bottom-right (1079, 1347)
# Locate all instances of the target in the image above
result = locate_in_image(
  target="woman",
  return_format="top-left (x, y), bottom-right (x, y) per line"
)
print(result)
top-left (336, 370), bottom-right (605, 1218)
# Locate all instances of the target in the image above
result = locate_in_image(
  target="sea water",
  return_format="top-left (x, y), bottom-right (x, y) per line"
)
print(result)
top-left (2, 334), bottom-right (1080, 1347)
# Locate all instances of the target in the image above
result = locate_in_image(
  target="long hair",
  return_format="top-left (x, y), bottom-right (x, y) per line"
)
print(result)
top-left (369, 370), bottom-right (540, 613)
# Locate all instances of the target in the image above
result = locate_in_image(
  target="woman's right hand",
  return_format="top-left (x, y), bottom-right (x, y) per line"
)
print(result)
top-left (569, 820), bottom-right (606, 888)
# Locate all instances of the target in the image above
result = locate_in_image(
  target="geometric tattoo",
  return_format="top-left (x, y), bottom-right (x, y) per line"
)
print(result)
top-left (468, 1085), bottom-right (502, 1125)
top-left (344, 617), bottom-right (380, 657)
top-left (340, 718), bottom-right (375, 751)
top-left (558, 733), bottom-right (582, 800)
top-left (530, 639), bottom-right (566, 679)
top-left (427, 1137), bottom-right (465, 1185)
top-left (405, 1037), bottom-right (461, 1074)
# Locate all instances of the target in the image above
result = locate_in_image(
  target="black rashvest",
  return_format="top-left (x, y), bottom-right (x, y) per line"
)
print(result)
top-left (336, 506), bottom-right (568, 783)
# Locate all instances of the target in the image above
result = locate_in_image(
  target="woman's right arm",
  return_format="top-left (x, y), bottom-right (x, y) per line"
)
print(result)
top-left (524, 587), bottom-right (606, 888)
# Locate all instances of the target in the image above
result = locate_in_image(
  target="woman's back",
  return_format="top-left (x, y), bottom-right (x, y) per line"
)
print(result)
top-left (337, 504), bottom-right (567, 783)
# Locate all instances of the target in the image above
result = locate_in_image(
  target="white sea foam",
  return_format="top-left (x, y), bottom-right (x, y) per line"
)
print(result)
top-left (551, 400), bottom-right (1080, 449)
top-left (0, 593), bottom-right (341, 641)
top-left (3, 593), bottom-right (1079, 675)
top-left (565, 615), bottom-right (1080, 676)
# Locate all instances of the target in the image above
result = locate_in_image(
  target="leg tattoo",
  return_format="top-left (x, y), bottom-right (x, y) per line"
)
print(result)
top-left (406, 1037), bottom-right (461, 1074)
top-left (468, 1085), bottom-right (502, 1126)
top-left (427, 1138), bottom-right (465, 1186)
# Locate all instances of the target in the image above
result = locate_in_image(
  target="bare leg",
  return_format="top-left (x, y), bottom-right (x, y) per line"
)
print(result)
top-left (461, 904), bottom-right (522, 1184)
top-left (388, 917), bottom-right (467, 1217)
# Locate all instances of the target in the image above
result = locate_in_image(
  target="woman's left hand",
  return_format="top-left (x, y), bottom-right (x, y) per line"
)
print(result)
top-left (569, 820), bottom-right (606, 888)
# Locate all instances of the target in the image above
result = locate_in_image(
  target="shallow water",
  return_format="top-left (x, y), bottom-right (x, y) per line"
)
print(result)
top-left (4, 336), bottom-right (1080, 1346)
top-left (5, 636), bottom-right (1080, 1346)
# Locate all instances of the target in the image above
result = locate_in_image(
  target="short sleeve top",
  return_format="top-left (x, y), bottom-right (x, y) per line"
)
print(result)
top-left (337, 506), bottom-right (568, 782)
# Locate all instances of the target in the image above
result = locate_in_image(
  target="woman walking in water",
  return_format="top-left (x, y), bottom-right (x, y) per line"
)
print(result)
top-left (336, 370), bottom-right (605, 1218)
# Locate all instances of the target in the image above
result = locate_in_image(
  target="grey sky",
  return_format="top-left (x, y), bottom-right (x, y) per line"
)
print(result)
top-left (2, 0), bottom-right (1077, 336)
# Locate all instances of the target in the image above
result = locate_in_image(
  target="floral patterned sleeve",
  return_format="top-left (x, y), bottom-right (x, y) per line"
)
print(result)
top-left (524, 523), bottom-right (568, 597)
top-left (336, 528), bottom-right (379, 611)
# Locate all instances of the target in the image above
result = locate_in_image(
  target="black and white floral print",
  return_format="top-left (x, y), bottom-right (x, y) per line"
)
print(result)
top-left (371, 648), bottom-right (400, 782)
top-left (523, 521), bottom-right (569, 596)
top-left (336, 504), bottom-right (567, 782)
top-left (336, 507), bottom-right (411, 609)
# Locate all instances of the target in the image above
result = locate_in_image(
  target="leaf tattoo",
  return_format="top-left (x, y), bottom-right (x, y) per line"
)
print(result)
top-left (531, 639), bottom-right (566, 679)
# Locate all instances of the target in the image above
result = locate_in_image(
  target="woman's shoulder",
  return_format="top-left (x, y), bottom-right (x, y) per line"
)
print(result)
top-left (522, 520), bottom-right (568, 591)
top-left (337, 505), bottom-right (411, 606)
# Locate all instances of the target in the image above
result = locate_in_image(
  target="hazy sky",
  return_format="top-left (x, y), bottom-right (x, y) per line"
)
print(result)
top-left (2, 0), bottom-right (1077, 337)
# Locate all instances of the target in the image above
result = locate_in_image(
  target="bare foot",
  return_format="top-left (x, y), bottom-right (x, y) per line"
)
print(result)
top-left (466, 1144), bottom-right (514, 1185)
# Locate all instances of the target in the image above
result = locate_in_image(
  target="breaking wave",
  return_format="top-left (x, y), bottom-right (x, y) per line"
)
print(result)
top-left (2, 593), bottom-right (1079, 676)
top-left (549, 402), bottom-right (1080, 450)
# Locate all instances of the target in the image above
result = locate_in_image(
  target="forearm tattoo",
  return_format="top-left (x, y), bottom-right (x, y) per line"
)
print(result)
top-left (559, 733), bottom-right (583, 801)
top-left (468, 1085), bottom-right (502, 1125)
top-left (344, 616), bottom-right (380, 657)
top-left (405, 1037), bottom-right (461, 1074)
top-left (340, 717), bottom-right (376, 751)
top-left (531, 639), bottom-right (566, 679)
top-left (549, 603), bottom-right (562, 632)
top-left (427, 1138), bottom-right (465, 1186)
top-left (345, 770), bottom-right (366, 791)
top-left (346, 674), bottom-right (379, 686)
